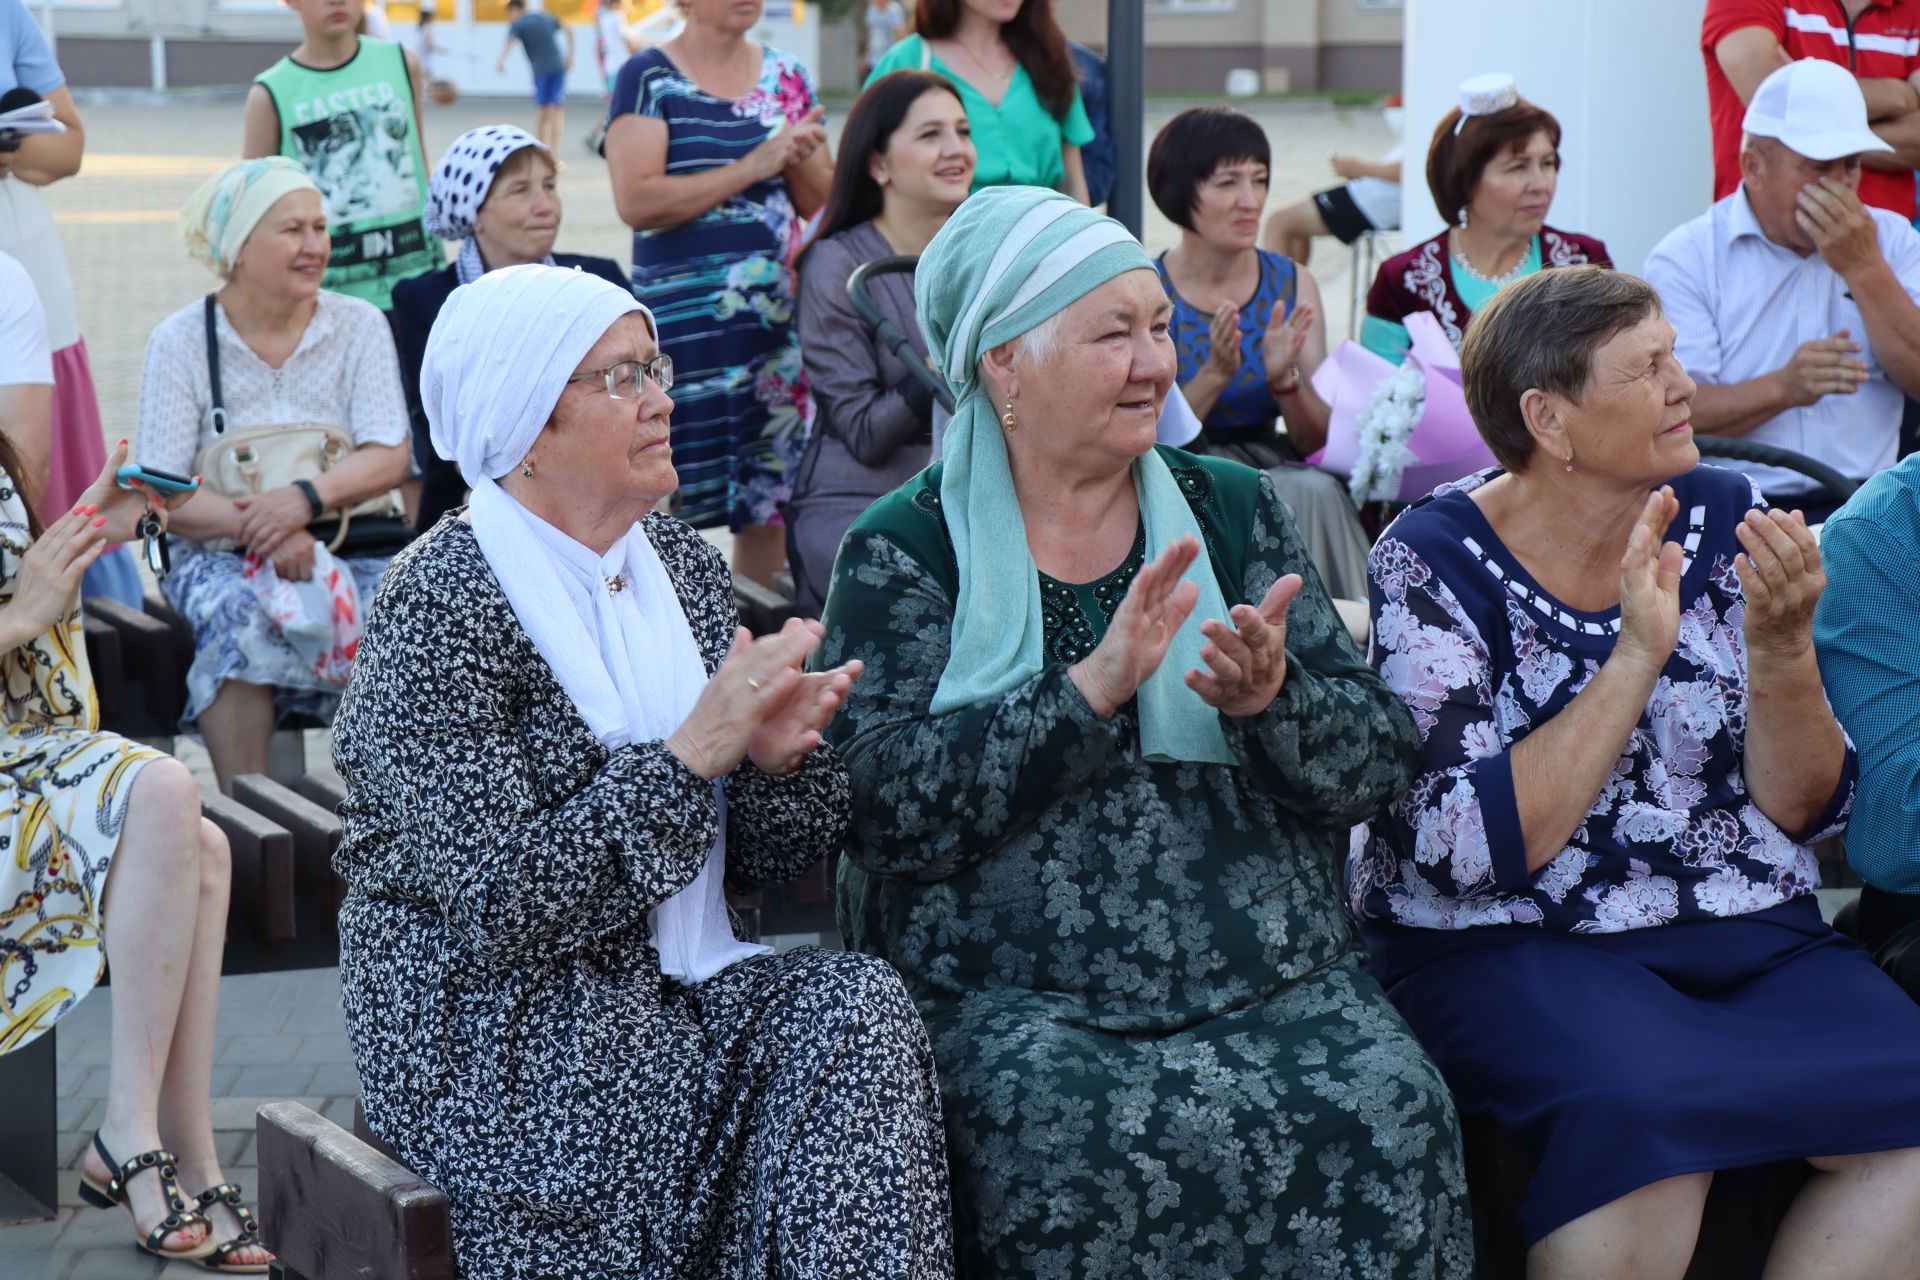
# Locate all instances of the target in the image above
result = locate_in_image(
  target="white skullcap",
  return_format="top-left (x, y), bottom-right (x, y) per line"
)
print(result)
top-left (422, 263), bottom-right (653, 483)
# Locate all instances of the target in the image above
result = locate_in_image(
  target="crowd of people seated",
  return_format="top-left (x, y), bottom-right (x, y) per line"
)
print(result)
top-left (20, 0), bottom-right (1920, 1276)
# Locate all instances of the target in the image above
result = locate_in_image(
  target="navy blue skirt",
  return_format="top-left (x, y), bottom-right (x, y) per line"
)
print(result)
top-left (1379, 896), bottom-right (1920, 1243)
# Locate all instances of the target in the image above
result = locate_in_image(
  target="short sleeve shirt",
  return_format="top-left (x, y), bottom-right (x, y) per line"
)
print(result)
top-left (509, 11), bottom-right (565, 79)
top-left (1702, 0), bottom-right (1920, 217)
top-left (865, 35), bottom-right (1094, 193)
top-left (0, 0), bottom-right (62, 98)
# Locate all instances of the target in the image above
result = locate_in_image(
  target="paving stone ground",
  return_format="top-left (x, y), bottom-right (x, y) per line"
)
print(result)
top-left (1, 89), bottom-right (1397, 1277)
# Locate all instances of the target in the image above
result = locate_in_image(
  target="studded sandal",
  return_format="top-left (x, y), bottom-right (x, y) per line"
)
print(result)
top-left (190, 1183), bottom-right (273, 1273)
top-left (75, 1134), bottom-right (216, 1260)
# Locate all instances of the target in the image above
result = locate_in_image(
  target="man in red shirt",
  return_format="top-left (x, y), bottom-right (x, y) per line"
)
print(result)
top-left (1704, 0), bottom-right (1920, 216)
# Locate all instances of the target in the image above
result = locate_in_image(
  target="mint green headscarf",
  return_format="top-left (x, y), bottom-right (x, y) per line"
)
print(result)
top-left (916, 186), bottom-right (1236, 766)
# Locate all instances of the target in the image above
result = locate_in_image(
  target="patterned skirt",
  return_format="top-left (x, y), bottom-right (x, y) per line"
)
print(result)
top-left (924, 957), bottom-right (1474, 1279)
top-left (633, 250), bottom-right (810, 532)
top-left (0, 723), bottom-right (162, 1053)
top-left (162, 543), bottom-right (394, 725)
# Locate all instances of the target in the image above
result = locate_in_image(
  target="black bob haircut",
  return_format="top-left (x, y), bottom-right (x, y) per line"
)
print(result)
top-left (1147, 106), bottom-right (1272, 231)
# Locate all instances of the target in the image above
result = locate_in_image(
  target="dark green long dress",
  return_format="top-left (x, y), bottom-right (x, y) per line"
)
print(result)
top-left (818, 448), bottom-right (1473, 1279)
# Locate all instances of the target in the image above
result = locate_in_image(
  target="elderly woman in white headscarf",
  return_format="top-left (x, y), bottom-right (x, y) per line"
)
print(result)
top-left (390, 125), bottom-right (630, 532)
top-left (135, 156), bottom-right (411, 790)
top-left (817, 186), bottom-right (1471, 1277)
top-left (330, 264), bottom-right (952, 1280)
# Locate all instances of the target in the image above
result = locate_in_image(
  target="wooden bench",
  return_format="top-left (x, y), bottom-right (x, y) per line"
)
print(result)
top-left (201, 787), bottom-right (298, 973)
top-left (232, 773), bottom-right (348, 970)
top-left (256, 1100), bottom-right (455, 1280)
top-left (732, 572), bottom-right (801, 637)
top-left (83, 596), bottom-right (190, 743)
top-left (0, 1026), bottom-right (57, 1222)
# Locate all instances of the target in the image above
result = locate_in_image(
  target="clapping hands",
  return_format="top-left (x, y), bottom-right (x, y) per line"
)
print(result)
top-left (1614, 486), bottom-right (1683, 674)
top-left (1736, 506), bottom-right (1824, 661)
top-left (666, 616), bottom-right (862, 780)
top-left (1186, 573), bottom-right (1303, 716)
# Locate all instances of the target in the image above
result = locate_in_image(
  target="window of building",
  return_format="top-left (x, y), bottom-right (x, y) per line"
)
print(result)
top-left (1146, 0), bottom-right (1236, 14)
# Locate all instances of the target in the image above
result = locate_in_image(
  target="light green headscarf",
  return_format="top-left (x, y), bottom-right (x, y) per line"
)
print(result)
top-left (178, 156), bottom-right (322, 279)
top-left (917, 186), bottom-right (1235, 766)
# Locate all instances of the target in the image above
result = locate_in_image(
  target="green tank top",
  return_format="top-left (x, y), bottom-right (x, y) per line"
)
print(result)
top-left (255, 38), bottom-right (441, 310)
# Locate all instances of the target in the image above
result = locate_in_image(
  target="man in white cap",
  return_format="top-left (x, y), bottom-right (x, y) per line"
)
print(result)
top-left (1646, 57), bottom-right (1920, 521)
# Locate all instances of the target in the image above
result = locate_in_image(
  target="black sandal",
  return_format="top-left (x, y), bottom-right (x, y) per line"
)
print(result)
top-left (75, 1133), bottom-right (215, 1260)
top-left (191, 1183), bottom-right (273, 1273)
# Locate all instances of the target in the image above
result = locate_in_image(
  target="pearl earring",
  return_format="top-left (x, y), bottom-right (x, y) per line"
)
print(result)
top-left (1458, 206), bottom-right (1470, 230)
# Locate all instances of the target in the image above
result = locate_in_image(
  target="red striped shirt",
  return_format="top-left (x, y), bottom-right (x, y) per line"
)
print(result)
top-left (1703, 0), bottom-right (1920, 217)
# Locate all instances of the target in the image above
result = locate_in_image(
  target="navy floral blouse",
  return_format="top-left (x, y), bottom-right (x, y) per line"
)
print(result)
top-left (1351, 465), bottom-right (1855, 955)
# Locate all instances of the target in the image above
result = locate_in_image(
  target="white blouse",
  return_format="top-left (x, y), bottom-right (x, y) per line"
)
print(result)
top-left (135, 290), bottom-right (410, 477)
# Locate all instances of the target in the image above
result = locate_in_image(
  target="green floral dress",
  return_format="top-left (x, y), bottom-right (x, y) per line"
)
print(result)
top-left (819, 449), bottom-right (1473, 1278)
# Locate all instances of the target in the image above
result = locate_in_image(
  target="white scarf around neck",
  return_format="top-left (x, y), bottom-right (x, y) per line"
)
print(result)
top-left (468, 477), bottom-right (768, 983)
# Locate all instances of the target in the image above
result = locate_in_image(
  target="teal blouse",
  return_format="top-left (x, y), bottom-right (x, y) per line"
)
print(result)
top-left (866, 34), bottom-right (1094, 193)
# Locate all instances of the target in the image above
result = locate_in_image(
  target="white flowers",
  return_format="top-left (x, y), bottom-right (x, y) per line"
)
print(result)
top-left (1348, 364), bottom-right (1427, 505)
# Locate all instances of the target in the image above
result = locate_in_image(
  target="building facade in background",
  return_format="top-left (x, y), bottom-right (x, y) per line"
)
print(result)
top-left (31, 0), bottom-right (1402, 95)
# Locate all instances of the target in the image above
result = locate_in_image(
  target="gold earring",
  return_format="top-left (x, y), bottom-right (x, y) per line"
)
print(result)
top-left (1563, 452), bottom-right (1574, 473)
top-left (521, 460), bottom-right (536, 478)
top-left (1001, 398), bottom-right (1018, 433)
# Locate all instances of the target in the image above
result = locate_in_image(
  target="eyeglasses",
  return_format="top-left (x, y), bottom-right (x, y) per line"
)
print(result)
top-left (567, 354), bottom-right (674, 401)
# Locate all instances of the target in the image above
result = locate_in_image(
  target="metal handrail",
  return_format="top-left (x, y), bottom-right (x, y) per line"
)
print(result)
top-left (844, 254), bottom-right (956, 414)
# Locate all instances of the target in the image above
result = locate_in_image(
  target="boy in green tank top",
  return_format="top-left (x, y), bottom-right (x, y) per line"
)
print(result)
top-left (243, 0), bottom-right (441, 311)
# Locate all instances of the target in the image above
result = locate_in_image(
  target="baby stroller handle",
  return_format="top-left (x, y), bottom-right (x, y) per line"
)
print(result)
top-left (845, 255), bottom-right (957, 415)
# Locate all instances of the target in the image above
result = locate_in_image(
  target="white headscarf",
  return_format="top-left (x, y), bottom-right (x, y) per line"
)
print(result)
top-left (422, 265), bottom-right (765, 983)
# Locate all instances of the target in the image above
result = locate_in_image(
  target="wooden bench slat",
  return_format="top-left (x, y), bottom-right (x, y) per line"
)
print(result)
top-left (81, 612), bottom-right (124, 720)
top-left (201, 789), bottom-right (297, 943)
top-left (256, 1100), bottom-right (454, 1280)
top-left (232, 774), bottom-right (344, 904)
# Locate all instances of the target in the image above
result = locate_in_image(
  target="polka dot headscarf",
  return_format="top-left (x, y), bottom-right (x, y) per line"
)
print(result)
top-left (425, 125), bottom-right (549, 241)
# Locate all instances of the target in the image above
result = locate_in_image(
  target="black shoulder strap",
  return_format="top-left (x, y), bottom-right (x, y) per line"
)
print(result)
top-left (203, 294), bottom-right (228, 436)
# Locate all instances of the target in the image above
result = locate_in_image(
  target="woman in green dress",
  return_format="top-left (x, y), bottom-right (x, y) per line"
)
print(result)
top-left (818, 185), bottom-right (1471, 1278)
top-left (866, 0), bottom-right (1093, 202)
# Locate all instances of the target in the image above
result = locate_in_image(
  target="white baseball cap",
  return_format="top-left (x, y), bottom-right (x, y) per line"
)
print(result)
top-left (1742, 58), bottom-right (1894, 160)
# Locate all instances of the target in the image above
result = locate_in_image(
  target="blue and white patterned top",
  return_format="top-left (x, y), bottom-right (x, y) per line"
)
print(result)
top-left (1154, 248), bottom-right (1296, 440)
top-left (1351, 464), bottom-right (1855, 957)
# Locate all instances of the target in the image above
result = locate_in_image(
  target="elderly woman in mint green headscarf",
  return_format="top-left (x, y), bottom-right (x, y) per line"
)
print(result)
top-left (817, 185), bottom-right (1471, 1279)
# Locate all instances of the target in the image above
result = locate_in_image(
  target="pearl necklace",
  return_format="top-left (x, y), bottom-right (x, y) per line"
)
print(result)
top-left (1450, 234), bottom-right (1531, 287)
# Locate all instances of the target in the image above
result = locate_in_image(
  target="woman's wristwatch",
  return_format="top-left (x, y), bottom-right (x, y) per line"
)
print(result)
top-left (1270, 365), bottom-right (1303, 396)
top-left (293, 478), bottom-right (325, 521)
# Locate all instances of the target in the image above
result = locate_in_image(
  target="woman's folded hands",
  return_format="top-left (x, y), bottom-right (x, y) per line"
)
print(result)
top-left (666, 616), bottom-right (864, 779)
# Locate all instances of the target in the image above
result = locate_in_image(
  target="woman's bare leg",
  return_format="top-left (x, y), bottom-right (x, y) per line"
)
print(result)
top-left (1763, 1148), bottom-right (1920, 1279)
top-left (198, 679), bottom-right (273, 793)
top-left (154, 818), bottom-right (271, 1265)
top-left (1261, 198), bottom-right (1331, 267)
top-left (85, 758), bottom-right (210, 1252)
top-left (731, 523), bottom-right (787, 589)
top-left (1527, 1172), bottom-right (1712, 1280)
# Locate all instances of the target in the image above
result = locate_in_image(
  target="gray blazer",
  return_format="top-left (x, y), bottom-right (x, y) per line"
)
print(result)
top-left (788, 221), bottom-right (936, 612)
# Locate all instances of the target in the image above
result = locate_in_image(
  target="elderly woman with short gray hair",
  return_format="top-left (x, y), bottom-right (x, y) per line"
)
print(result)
top-left (1354, 264), bottom-right (1920, 1279)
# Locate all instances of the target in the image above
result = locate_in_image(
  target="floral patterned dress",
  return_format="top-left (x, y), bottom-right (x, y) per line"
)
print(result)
top-left (0, 467), bottom-right (163, 1053)
top-left (819, 450), bottom-right (1473, 1279)
top-left (1354, 463), bottom-right (1920, 1243)
top-left (609, 46), bottom-right (815, 532)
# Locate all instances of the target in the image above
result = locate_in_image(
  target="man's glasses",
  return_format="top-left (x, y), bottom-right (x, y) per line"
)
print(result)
top-left (567, 354), bottom-right (674, 401)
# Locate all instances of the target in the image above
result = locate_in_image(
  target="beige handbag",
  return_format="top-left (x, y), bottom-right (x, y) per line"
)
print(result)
top-left (194, 296), bottom-right (406, 555)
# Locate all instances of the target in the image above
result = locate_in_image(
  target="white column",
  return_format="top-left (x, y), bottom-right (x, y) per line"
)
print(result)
top-left (1401, 0), bottom-right (1711, 276)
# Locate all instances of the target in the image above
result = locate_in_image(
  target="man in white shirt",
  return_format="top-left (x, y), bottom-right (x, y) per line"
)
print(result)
top-left (0, 250), bottom-right (52, 508)
top-left (1646, 58), bottom-right (1920, 521)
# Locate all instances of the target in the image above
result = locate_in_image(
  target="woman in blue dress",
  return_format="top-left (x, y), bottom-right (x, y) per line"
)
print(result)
top-left (1355, 265), bottom-right (1920, 1278)
top-left (1148, 106), bottom-right (1370, 602)
top-left (604, 0), bottom-right (833, 585)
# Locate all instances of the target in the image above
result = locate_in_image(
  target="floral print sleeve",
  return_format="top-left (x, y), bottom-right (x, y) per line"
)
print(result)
top-left (819, 489), bottom-right (1124, 884)
top-left (1222, 472), bottom-right (1421, 826)
top-left (1351, 465), bottom-right (1850, 937)
top-left (1366, 533), bottom-right (1534, 905)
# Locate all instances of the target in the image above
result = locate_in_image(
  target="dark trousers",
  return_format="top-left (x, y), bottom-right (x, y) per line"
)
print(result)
top-left (1850, 886), bottom-right (1920, 1002)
